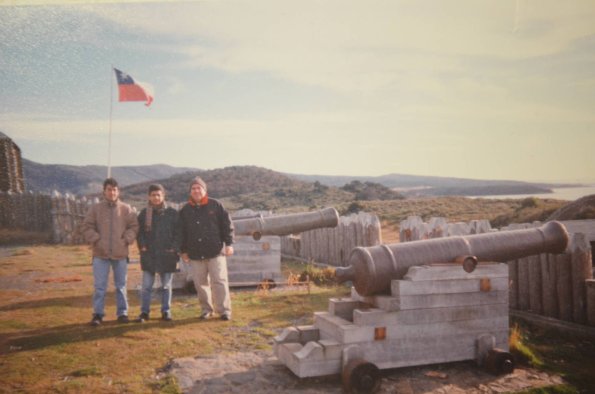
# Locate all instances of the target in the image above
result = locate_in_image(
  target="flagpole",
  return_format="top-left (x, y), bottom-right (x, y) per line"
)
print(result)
top-left (108, 65), bottom-right (114, 178)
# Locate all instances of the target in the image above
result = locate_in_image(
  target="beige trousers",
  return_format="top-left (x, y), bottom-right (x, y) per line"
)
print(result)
top-left (188, 256), bottom-right (231, 316)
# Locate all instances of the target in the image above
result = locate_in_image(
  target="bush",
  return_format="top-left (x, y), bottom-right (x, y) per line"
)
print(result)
top-left (299, 264), bottom-right (336, 286)
top-left (520, 197), bottom-right (538, 209)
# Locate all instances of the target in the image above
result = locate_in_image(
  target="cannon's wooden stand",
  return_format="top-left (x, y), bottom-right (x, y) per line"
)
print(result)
top-left (274, 263), bottom-right (513, 392)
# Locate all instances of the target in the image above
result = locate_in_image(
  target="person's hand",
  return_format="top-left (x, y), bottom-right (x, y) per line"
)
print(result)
top-left (181, 253), bottom-right (190, 264)
top-left (224, 246), bottom-right (234, 256)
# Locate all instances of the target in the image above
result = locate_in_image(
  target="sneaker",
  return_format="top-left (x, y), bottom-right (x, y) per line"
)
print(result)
top-left (199, 312), bottom-right (212, 320)
top-left (90, 314), bottom-right (102, 326)
top-left (162, 312), bottom-right (172, 321)
top-left (117, 315), bottom-right (130, 324)
top-left (136, 312), bottom-right (149, 323)
top-left (221, 313), bottom-right (231, 321)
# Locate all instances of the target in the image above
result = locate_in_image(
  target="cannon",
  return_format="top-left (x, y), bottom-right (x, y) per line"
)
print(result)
top-left (233, 207), bottom-right (340, 240)
top-left (336, 220), bottom-right (569, 296)
top-left (176, 207), bottom-right (340, 289)
top-left (274, 221), bottom-right (570, 392)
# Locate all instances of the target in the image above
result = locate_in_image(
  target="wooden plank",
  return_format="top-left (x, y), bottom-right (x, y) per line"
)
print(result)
top-left (517, 257), bottom-right (530, 311)
top-left (528, 254), bottom-right (543, 314)
top-left (587, 279), bottom-right (595, 326)
top-left (570, 233), bottom-right (593, 324)
top-left (556, 253), bottom-right (573, 322)
top-left (508, 259), bottom-right (519, 310)
top-left (541, 253), bottom-right (558, 318)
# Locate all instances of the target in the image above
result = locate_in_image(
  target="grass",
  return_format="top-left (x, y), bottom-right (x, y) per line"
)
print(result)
top-left (0, 244), bottom-right (349, 393)
top-left (509, 319), bottom-right (595, 394)
top-left (1, 211), bottom-right (592, 393)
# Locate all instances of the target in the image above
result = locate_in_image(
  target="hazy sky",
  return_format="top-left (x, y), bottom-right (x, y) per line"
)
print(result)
top-left (1, 1), bottom-right (594, 182)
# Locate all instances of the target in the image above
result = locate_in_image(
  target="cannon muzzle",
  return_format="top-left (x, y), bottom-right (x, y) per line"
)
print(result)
top-left (335, 220), bottom-right (569, 296)
top-left (233, 207), bottom-right (340, 240)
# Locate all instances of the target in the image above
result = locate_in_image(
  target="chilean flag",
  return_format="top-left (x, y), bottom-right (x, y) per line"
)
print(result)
top-left (114, 68), bottom-right (154, 107)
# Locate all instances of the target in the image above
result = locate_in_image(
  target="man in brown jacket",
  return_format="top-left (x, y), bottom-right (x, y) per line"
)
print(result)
top-left (81, 178), bottom-right (139, 326)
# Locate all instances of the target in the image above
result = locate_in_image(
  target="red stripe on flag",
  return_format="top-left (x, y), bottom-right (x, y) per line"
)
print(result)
top-left (118, 84), bottom-right (152, 104)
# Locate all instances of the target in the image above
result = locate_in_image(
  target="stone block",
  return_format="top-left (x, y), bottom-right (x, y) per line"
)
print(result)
top-left (319, 339), bottom-right (343, 360)
top-left (328, 297), bottom-right (368, 321)
top-left (392, 276), bottom-right (508, 296)
top-left (296, 325), bottom-right (320, 343)
top-left (476, 334), bottom-right (496, 365)
top-left (353, 303), bottom-right (508, 326)
top-left (354, 330), bottom-right (508, 370)
top-left (385, 316), bottom-right (509, 341)
top-left (315, 311), bottom-right (377, 344)
top-left (275, 342), bottom-right (302, 362)
top-left (294, 341), bottom-right (324, 361)
top-left (404, 263), bottom-right (508, 281)
top-left (395, 290), bottom-right (508, 310)
top-left (273, 327), bottom-right (299, 345)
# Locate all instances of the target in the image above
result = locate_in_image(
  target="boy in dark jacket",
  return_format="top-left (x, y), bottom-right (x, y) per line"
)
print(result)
top-left (136, 184), bottom-right (180, 322)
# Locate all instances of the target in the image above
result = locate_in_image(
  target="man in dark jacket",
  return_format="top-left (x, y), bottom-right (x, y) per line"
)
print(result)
top-left (81, 178), bottom-right (139, 326)
top-left (136, 184), bottom-right (180, 322)
top-left (179, 177), bottom-right (234, 320)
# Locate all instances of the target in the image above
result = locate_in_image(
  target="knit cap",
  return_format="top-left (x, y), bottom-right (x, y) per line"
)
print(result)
top-left (190, 176), bottom-right (207, 191)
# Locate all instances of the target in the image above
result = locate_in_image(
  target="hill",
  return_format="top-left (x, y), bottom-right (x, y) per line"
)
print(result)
top-left (22, 158), bottom-right (569, 198)
top-left (119, 166), bottom-right (405, 212)
top-left (121, 166), bottom-right (305, 203)
top-left (547, 194), bottom-right (595, 221)
top-left (288, 173), bottom-right (565, 197)
top-left (22, 159), bottom-right (198, 195)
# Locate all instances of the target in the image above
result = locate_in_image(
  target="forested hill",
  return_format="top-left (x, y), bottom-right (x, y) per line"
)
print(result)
top-left (121, 166), bottom-right (304, 203)
top-left (119, 166), bottom-right (404, 211)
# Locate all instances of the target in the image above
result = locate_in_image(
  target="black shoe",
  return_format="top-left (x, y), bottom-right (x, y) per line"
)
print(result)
top-left (199, 312), bottom-right (212, 320)
top-left (90, 314), bottom-right (102, 326)
top-left (136, 313), bottom-right (149, 323)
top-left (162, 312), bottom-right (172, 321)
top-left (117, 315), bottom-right (130, 324)
top-left (221, 314), bottom-right (231, 321)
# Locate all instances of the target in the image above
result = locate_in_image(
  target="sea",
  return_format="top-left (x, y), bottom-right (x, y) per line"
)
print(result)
top-left (468, 185), bottom-right (595, 202)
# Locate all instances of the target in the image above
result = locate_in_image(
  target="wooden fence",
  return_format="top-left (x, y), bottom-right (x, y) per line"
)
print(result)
top-left (400, 216), bottom-right (595, 326)
top-left (0, 191), bottom-right (97, 244)
top-left (281, 212), bottom-right (382, 267)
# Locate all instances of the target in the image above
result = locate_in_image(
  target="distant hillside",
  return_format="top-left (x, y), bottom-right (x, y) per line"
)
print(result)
top-left (288, 172), bottom-right (562, 196)
top-left (22, 159), bottom-right (198, 195)
top-left (22, 158), bottom-right (570, 199)
top-left (121, 166), bottom-right (304, 204)
top-left (119, 166), bottom-right (404, 212)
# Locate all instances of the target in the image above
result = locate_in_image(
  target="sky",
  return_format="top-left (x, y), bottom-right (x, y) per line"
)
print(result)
top-left (1, 0), bottom-right (595, 183)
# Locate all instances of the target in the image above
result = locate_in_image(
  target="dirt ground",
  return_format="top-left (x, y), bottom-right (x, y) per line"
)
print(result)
top-left (169, 350), bottom-right (564, 393)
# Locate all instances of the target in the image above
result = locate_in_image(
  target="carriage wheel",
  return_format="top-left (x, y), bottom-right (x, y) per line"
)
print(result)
top-left (342, 359), bottom-right (381, 393)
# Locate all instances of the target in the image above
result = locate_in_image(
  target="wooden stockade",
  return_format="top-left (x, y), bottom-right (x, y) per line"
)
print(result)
top-left (280, 212), bottom-right (382, 267)
top-left (0, 191), bottom-right (53, 233)
top-left (400, 216), bottom-right (595, 327)
top-left (0, 191), bottom-right (97, 244)
top-left (399, 215), bottom-right (494, 241)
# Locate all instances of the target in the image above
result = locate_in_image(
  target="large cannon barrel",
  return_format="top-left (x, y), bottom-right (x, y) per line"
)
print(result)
top-left (233, 207), bottom-right (340, 240)
top-left (335, 221), bottom-right (569, 296)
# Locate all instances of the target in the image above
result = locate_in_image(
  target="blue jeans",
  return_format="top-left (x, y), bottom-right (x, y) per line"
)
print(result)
top-left (140, 271), bottom-right (173, 315)
top-left (92, 257), bottom-right (128, 317)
